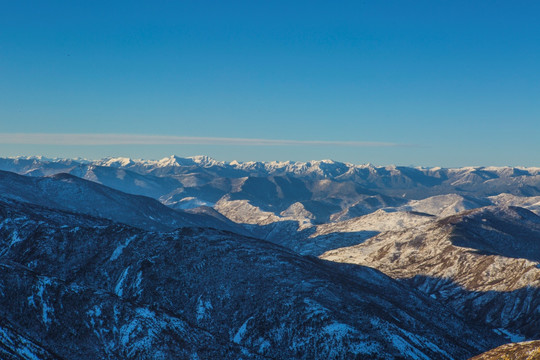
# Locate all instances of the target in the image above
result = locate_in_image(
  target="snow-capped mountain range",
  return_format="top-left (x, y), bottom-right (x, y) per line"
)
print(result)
top-left (5, 154), bottom-right (540, 181)
top-left (1, 155), bottom-right (539, 359)
top-left (2, 155), bottom-right (540, 224)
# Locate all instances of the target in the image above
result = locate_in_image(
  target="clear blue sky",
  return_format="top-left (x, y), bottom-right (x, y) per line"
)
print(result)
top-left (1, 1), bottom-right (539, 166)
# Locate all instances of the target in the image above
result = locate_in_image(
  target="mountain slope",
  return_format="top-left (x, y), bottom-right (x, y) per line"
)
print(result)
top-left (469, 341), bottom-right (540, 360)
top-left (397, 194), bottom-right (490, 217)
top-left (0, 317), bottom-right (61, 360)
top-left (0, 170), bottom-right (245, 234)
top-left (247, 210), bottom-right (436, 257)
top-left (0, 198), bottom-right (504, 359)
top-left (321, 206), bottom-right (540, 339)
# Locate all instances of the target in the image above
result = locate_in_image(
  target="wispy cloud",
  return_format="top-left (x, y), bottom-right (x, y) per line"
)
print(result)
top-left (0, 133), bottom-right (404, 147)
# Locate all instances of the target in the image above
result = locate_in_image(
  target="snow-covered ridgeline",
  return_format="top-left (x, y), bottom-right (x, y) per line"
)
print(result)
top-left (5, 155), bottom-right (540, 178)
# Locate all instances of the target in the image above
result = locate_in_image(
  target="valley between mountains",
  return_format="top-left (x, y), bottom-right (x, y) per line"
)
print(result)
top-left (0, 155), bottom-right (539, 359)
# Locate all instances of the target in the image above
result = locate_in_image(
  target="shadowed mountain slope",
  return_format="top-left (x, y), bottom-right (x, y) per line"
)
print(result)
top-left (0, 169), bottom-right (245, 235)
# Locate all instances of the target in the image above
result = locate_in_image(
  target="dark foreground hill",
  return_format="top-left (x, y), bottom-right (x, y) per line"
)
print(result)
top-left (0, 198), bottom-right (503, 359)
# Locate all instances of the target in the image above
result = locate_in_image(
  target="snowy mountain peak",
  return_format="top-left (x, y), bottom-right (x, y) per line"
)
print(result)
top-left (188, 155), bottom-right (223, 167)
top-left (100, 157), bottom-right (136, 167)
top-left (313, 159), bottom-right (336, 164)
top-left (11, 155), bottom-right (54, 162)
top-left (157, 155), bottom-right (195, 167)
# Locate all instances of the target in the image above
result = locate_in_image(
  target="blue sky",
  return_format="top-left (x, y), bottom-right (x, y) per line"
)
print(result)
top-left (1, 1), bottom-right (539, 166)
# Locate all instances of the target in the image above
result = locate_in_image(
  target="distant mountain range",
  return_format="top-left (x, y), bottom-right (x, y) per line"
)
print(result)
top-left (0, 155), bottom-right (539, 358)
top-left (2, 155), bottom-right (540, 225)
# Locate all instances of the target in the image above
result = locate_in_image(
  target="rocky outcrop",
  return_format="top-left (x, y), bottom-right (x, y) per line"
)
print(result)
top-left (469, 341), bottom-right (540, 360)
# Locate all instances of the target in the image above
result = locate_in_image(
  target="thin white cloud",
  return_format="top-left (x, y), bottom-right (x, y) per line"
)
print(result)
top-left (0, 133), bottom-right (404, 147)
